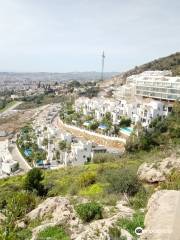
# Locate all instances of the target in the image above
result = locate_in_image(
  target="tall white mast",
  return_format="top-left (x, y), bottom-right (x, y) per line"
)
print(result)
top-left (101, 51), bottom-right (105, 81)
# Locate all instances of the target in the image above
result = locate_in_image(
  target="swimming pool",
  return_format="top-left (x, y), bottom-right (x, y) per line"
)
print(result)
top-left (120, 127), bottom-right (133, 136)
top-left (24, 149), bottom-right (32, 157)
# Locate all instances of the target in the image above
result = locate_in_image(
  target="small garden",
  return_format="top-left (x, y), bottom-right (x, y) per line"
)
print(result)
top-left (17, 125), bottom-right (47, 166)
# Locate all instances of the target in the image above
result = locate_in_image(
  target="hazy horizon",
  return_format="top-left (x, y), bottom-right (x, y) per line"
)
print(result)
top-left (0, 0), bottom-right (180, 72)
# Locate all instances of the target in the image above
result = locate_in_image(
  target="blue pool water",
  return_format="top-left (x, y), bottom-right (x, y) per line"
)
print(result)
top-left (120, 127), bottom-right (133, 135)
top-left (24, 149), bottom-right (32, 157)
top-left (36, 160), bottom-right (44, 165)
top-left (98, 124), bottom-right (108, 130)
top-left (122, 127), bottom-right (133, 133)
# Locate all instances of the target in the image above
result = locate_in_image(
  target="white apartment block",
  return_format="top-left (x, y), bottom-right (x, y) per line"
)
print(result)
top-left (126, 71), bottom-right (180, 101)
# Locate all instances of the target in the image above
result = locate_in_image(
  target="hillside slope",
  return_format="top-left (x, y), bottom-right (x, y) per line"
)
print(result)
top-left (124, 52), bottom-right (180, 77)
top-left (108, 52), bottom-right (180, 86)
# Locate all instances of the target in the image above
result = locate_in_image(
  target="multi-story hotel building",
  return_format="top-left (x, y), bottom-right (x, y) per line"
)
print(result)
top-left (126, 71), bottom-right (180, 101)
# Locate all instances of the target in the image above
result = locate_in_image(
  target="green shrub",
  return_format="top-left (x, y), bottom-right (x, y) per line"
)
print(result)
top-left (6, 192), bottom-right (37, 220)
top-left (24, 168), bottom-right (46, 196)
top-left (117, 211), bottom-right (145, 237)
top-left (78, 172), bottom-right (96, 188)
top-left (129, 186), bottom-right (153, 209)
top-left (16, 229), bottom-right (32, 240)
top-left (160, 170), bottom-right (180, 190)
top-left (37, 226), bottom-right (69, 240)
top-left (93, 153), bottom-right (120, 164)
top-left (89, 121), bottom-right (99, 130)
top-left (119, 117), bottom-right (131, 128)
top-left (104, 168), bottom-right (141, 196)
top-left (108, 226), bottom-right (122, 240)
top-left (75, 202), bottom-right (102, 222)
top-left (79, 183), bottom-right (104, 198)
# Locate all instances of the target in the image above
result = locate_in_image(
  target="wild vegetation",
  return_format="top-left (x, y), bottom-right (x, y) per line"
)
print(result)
top-left (120, 52), bottom-right (180, 82)
top-left (17, 93), bottom-right (71, 110)
top-left (126, 101), bottom-right (180, 152)
top-left (0, 99), bottom-right (17, 112)
top-left (0, 102), bottom-right (179, 239)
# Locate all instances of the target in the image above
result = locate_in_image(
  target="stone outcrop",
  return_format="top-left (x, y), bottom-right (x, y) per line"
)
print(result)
top-left (140, 190), bottom-right (180, 240)
top-left (0, 213), bottom-right (6, 223)
top-left (20, 196), bottom-right (134, 240)
top-left (137, 155), bottom-right (180, 183)
top-left (26, 196), bottom-right (82, 240)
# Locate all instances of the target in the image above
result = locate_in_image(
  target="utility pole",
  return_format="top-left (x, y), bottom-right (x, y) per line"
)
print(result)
top-left (101, 51), bottom-right (105, 81)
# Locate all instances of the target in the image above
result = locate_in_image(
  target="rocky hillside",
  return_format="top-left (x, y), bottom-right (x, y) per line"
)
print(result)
top-left (0, 103), bottom-right (180, 240)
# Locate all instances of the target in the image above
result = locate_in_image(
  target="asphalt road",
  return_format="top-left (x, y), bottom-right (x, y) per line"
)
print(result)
top-left (11, 144), bottom-right (31, 172)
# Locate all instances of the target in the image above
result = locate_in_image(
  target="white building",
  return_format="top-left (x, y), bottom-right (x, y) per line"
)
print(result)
top-left (0, 140), bottom-right (18, 175)
top-left (2, 162), bottom-right (18, 175)
top-left (75, 96), bottom-right (172, 128)
top-left (126, 71), bottom-right (180, 101)
top-left (60, 141), bottom-right (92, 166)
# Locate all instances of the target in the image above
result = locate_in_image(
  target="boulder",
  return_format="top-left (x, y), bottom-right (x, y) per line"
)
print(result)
top-left (75, 216), bottom-right (133, 240)
top-left (27, 196), bottom-right (82, 240)
top-left (140, 190), bottom-right (180, 240)
top-left (137, 162), bottom-right (165, 183)
top-left (137, 155), bottom-right (180, 183)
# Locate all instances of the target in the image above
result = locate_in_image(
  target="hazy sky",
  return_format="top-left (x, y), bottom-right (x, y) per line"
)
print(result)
top-left (0, 0), bottom-right (180, 72)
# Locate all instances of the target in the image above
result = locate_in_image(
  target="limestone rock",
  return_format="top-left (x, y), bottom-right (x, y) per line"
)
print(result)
top-left (16, 220), bottom-right (27, 229)
top-left (27, 196), bottom-right (134, 240)
top-left (27, 196), bottom-right (82, 240)
top-left (0, 213), bottom-right (6, 223)
top-left (140, 190), bottom-right (180, 240)
top-left (75, 217), bottom-right (133, 240)
top-left (137, 155), bottom-right (180, 183)
top-left (137, 162), bottom-right (165, 183)
top-left (116, 200), bottom-right (135, 218)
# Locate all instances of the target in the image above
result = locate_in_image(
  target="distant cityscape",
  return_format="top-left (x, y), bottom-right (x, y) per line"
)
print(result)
top-left (0, 72), bottom-right (118, 92)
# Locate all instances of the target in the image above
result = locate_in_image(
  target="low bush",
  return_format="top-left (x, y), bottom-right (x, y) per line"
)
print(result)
top-left (93, 153), bottom-right (120, 164)
top-left (37, 226), bottom-right (69, 240)
top-left (129, 186), bottom-right (153, 209)
top-left (75, 202), bottom-right (102, 222)
top-left (160, 170), bottom-right (180, 190)
top-left (6, 191), bottom-right (37, 220)
top-left (117, 211), bottom-right (145, 237)
top-left (108, 226), bottom-right (122, 240)
top-left (119, 117), bottom-right (131, 128)
top-left (79, 183), bottom-right (104, 198)
top-left (78, 172), bottom-right (96, 188)
top-left (104, 168), bottom-right (141, 196)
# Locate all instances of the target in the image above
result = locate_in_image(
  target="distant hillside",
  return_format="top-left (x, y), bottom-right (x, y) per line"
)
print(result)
top-left (124, 52), bottom-right (180, 77)
top-left (110, 52), bottom-right (180, 86)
